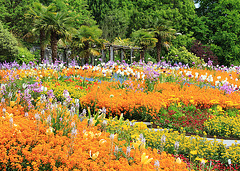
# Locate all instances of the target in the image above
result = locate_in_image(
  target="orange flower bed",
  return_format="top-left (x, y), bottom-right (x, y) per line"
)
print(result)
top-left (80, 81), bottom-right (240, 119)
top-left (0, 105), bottom-right (189, 170)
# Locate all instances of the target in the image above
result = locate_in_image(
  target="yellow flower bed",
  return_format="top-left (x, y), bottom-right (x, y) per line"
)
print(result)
top-left (43, 80), bottom-right (88, 100)
top-left (105, 118), bottom-right (240, 166)
top-left (204, 115), bottom-right (240, 138)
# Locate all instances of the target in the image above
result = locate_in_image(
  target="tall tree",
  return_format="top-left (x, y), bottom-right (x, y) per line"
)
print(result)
top-left (0, 0), bottom-right (37, 38)
top-left (148, 19), bottom-right (176, 62)
top-left (71, 25), bottom-right (104, 64)
top-left (26, 2), bottom-right (56, 62)
top-left (131, 29), bottom-right (157, 60)
top-left (39, 11), bottom-right (76, 63)
top-left (194, 0), bottom-right (240, 65)
top-left (100, 8), bottom-right (130, 42)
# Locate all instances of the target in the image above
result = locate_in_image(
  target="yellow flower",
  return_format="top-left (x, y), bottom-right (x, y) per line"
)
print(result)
top-left (133, 140), bottom-right (142, 149)
top-left (176, 157), bottom-right (182, 164)
top-left (195, 157), bottom-right (202, 161)
top-left (190, 150), bottom-right (197, 155)
top-left (140, 142), bottom-right (145, 151)
top-left (95, 132), bottom-right (101, 138)
top-left (46, 127), bottom-right (54, 135)
top-left (177, 102), bottom-right (182, 107)
top-left (99, 139), bottom-right (107, 146)
top-left (83, 131), bottom-right (94, 140)
top-left (190, 100), bottom-right (194, 104)
top-left (90, 150), bottom-right (99, 160)
top-left (10, 101), bottom-right (15, 107)
top-left (141, 153), bottom-right (153, 165)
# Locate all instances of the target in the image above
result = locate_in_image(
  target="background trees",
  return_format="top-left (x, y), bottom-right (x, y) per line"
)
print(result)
top-left (131, 29), bottom-right (157, 60)
top-left (26, 2), bottom-right (56, 62)
top-left (39, 11), bottom-right (76, 63)
top-left (194, 0), bottom-right (240, 65)
top-left (71, 25), bottom-right (104, 64)
top-left (0, 0), bottom-right (240, 66)
top-left (0, 22), bottom-right (18, 62)
top-left (0, 0), bottom-right (37, 38)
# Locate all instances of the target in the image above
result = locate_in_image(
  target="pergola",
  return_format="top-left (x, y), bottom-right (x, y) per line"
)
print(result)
top-left (90, 43), bottom-right (141, 65)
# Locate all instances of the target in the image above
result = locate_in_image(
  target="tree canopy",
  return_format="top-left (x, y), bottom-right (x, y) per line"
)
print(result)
top-left (1, 0), bottom-right (240, 66)
top-left (194, 0), bottom-right (240, 65)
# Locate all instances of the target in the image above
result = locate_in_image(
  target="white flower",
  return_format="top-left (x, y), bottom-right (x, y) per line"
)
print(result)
top-left (228, 159), bottom-right (231, 165)
top-left (110, 134), bottom-right (114, 140)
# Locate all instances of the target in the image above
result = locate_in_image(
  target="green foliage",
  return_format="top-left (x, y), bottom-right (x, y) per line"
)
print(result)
top-left (166, 46), bottom-right (203, 66)
top-left (0, 0), bottom-right (37, 38)
top-left (25, 2), bottom-right (56, 61)
top-left (51, 0), bottom-right (96, 28)
top-left (113, 37), bottom-right (133, 47)
top-left (32, 7), bottom-right (76, 63)
top-left (148, 19), bottom-right (176, 61)
top-left (71, 25), bottom-right (104, 62)
top-left (145, 53), bottom-right (157, 64)
top-left (194, 0), bottom-right (240, 66)
top-left (0, 22), bottom-right (19, 62)
top-left (100, 8), bottom-right (131, 42)
top-left (88, 0), bottom-right (196, 42)
top-left (16, 47), bottom-right (35, 64)
top-left (172, 32), bottom-right (196, 49)
top-left (131, 29), bottom-right (157, 60)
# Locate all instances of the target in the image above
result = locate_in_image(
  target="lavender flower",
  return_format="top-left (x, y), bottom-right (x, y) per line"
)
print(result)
top-left (161, 135), bottom-right (166, 144)
top-left (25, 112), bottom-right (28, 118)
top-left (114, 145), bottom-right (119, 153)
top-left (154, 160), bottom-right (160, 168)
top-left (175, 141), bottom-right (179, 151)
top-left (126, 146), bottom-right (131, 156)
top-left (100, 107), bottom-right (106, 114)
top-left (35, 113), bottom-right (40, 121)
top-left (46, 115), bottom-right (51, 125)
top-left (71, 127), bottom-right (78, 137)
top-left (110, 134), bottom-right (114, 140)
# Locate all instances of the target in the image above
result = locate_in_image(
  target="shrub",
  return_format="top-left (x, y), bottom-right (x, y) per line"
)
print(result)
top-left (190, 40), bottom-right (219, 66)
top-left (166, 46), bottom-right (203, 66)
top-left (0, 22), bottom-right (18, 62)
top-left (171, 32), bottom-right (195, 49)
top-left (16, 47), bottom-right (36, 64)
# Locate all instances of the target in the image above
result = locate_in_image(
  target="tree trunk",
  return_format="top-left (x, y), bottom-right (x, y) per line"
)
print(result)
top-left (40, 29), bottom-right (45, 62)
top-left (51, 31), bottom-right (58, 64)
top-left (85, 56), bottom-right (89, 64)
top-left (84, 42), bottom-right (90, 64)
top-left (156, 39), bottom-right (162, 62)
top-left (140, 50), bottom-right (145, 61)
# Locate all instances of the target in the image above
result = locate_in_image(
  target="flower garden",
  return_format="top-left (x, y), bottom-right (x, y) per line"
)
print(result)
top-left (0, 60), bottom-right (240, 170)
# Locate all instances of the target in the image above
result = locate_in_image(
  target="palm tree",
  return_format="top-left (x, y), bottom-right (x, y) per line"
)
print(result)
top-left (148, 18), bottom-right (176, 62)
top-left (25, 2), bottom-right (55, 62)
top-left (40, 11), bottom-right (76, 63)
top-left (131, 29), bottom-right (157, 60)
top-left (71, 25), bottom-right (105, 64)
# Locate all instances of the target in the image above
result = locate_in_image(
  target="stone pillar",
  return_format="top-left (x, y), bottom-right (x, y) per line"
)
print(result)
top-left (130, 48), bottom-right (133, 64)
top-left (110, 46), bottom-right (114, 61)
top-left (91, 55), bottom-right (94, 65)
top-left (101, 49), bottom-right (105, 62)
top-left (121, 49), bottom-right (124, 63)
